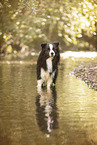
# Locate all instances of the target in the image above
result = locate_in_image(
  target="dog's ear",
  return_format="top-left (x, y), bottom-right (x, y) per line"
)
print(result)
top-left (41, 43), bottom-right (47, 49)
top-left (54, 42), bottom-right (59, 47)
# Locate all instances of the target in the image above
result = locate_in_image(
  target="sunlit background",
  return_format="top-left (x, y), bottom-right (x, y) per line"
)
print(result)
top-left (0, 0), bottom-right (97, 55)
top-left (1, 1), bottom-right (97, 144)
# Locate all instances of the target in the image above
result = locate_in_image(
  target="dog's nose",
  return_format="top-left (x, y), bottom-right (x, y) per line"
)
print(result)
top-left (51, 52), bottom-right (54, 56)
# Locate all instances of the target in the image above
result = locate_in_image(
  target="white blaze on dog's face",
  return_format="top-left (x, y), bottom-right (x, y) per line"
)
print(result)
top-left (49, 44), bottom-right (55, 57)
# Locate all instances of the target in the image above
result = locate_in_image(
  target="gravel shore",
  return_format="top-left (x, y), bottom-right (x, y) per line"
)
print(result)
top-left (73, 62), bottom-right (97, 91)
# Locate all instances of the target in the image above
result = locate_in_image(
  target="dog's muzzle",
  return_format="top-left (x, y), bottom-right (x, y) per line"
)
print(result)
top-left (49, 51), bottom-right (55, 57)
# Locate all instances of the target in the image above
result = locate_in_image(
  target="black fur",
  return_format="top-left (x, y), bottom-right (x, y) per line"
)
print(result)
top-left (37, 42), bottom-right (60, 86)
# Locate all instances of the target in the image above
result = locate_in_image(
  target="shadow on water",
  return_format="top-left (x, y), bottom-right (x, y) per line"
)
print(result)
top-left (36, 87), bottom-right (58, 138)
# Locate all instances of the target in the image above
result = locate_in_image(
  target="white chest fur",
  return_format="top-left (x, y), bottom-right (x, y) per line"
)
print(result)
top-left (38, 58), bottom-right (54, 88)
top-left (46, 58), bottom-right (53, 73)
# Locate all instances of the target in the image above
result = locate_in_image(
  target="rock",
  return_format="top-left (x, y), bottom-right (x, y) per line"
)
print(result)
top-left (73, 62), bottom-right (97, 91)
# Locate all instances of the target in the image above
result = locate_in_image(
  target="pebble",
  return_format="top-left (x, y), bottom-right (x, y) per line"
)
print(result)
top-left (73, 62), bottom-right (97, 91)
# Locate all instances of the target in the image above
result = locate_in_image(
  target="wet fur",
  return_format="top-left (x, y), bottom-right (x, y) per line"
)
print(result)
top-left (37, 42), bottom-right (60, 88)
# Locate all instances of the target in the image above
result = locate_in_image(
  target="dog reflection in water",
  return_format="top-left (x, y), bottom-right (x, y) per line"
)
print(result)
top-left (36, 86), bottom-right (58, 138)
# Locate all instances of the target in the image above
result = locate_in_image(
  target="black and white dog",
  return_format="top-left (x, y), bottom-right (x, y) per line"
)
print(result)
top-left (37, 42), bottom-right (60, 88)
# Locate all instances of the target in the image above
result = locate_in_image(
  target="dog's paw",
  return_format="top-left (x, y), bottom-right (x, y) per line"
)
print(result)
top-left (37, 80), bottom-right (42, 87)
top-left (47, 83), bottom-right (55, 89)
top-left (50, 83), bottom-right (55, 88)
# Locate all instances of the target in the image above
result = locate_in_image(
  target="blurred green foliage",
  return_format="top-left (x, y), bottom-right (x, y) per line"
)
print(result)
top-left (0, 0), bottom-right (97, 54)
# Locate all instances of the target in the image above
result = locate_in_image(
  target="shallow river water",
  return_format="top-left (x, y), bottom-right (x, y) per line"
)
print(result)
top-left (0, 53), bottom-right (97, 145)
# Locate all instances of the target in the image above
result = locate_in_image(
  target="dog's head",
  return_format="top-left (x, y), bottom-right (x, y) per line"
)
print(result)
top-left (41, 42), bottom-right (59, 58)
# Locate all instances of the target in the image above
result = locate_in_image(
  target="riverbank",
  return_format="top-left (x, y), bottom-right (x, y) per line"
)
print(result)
top-left (73, 62), bottom-right (97, 91)
top-left (1, 51), bottom-right (97, 91)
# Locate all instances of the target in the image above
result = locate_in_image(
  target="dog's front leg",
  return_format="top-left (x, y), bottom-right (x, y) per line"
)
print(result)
top-left (47, 76), bottom-right (53, 89)
top-left (52, 69), bottom-right (58, 85)
top-left (37, 79), bottom-right (42, 87)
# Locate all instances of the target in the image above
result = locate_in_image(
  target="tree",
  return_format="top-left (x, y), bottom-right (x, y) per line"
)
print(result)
top-left (0, 0), bottom-right (97, 54)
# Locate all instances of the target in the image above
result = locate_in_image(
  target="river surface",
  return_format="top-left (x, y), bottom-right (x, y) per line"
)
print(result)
top-left (0, 53), bottom-right (97, 145)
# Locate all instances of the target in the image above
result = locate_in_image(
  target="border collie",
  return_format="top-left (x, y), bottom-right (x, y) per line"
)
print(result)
top-left (37, 42), bottom-right (60, 88)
